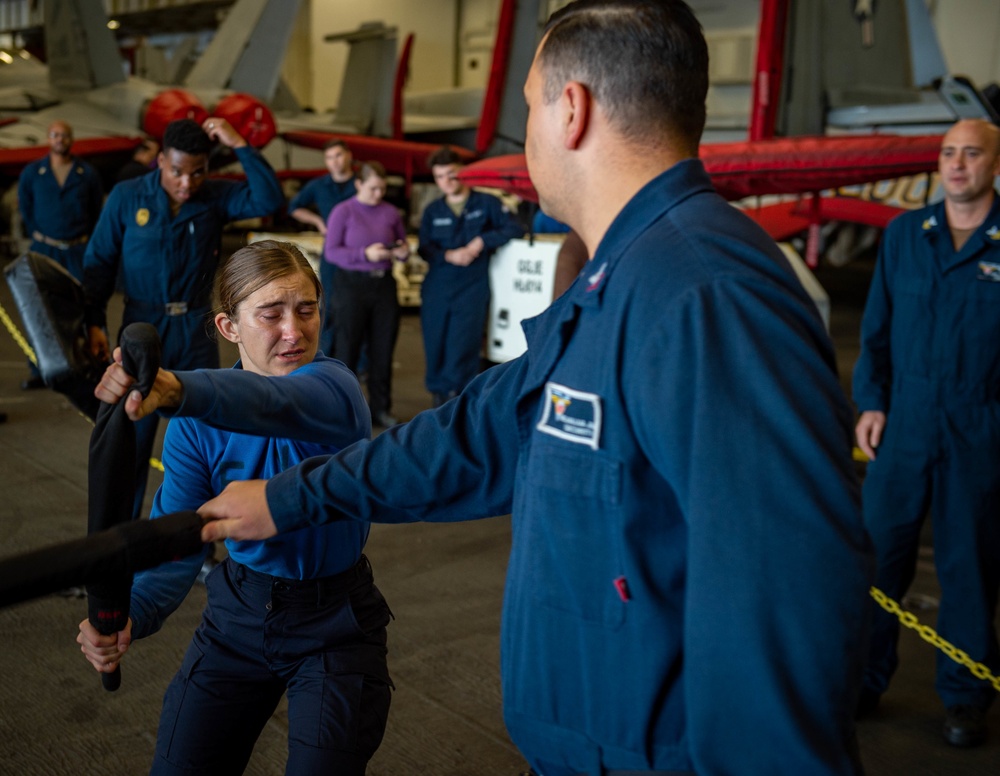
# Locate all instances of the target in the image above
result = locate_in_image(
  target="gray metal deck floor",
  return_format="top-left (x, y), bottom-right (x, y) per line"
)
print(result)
top-left (0, 246), bottom-right (997, 775)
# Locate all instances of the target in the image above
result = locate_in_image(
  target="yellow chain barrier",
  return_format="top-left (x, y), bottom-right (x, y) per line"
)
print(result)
top-left (858, 445), bottom-right (999, 691)
top-left (870, 586), bottom-right (1000, 692)
top-left (0, 299), bottom-right (37, 365)
top-left (0, 298), bottom-right (163, 472)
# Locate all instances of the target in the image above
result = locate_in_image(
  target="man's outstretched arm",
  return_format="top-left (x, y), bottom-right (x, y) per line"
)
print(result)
top-left (200, 356), bottom-right (528, 542)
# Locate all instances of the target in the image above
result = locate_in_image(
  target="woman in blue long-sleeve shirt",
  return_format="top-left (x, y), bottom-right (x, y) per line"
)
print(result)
top-left (76, 241), bottom-right (392, 775)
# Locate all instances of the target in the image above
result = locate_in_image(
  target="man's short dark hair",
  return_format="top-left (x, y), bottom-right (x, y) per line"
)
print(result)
top-left (541, 0), bottom-right (708, 150)
top-left (427, 146), bottom-right (465, 169)
top-left (163, 119), bottom-right (213, 156)
top-left (323, 138), bottom-right (350, 152)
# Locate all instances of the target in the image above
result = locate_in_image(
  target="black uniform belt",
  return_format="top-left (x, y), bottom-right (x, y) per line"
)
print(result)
top-left (231, 554), bottom-right (373, 595)
top-left (124, 298), bottom-right (209, 317)
top-left (32, 231), bottom-right (89, 249)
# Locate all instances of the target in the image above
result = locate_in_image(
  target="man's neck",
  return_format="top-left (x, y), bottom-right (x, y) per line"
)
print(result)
top-left (49, 151), bottom-right (72, 167)
top-left (574, 148), bottom-right (689, 256)
top-left (331, 171), bottom-right (353, 183)
top-left (445, 187), bottom-right (469, 205)
top-left (945, 192), bottom-right (995, 230)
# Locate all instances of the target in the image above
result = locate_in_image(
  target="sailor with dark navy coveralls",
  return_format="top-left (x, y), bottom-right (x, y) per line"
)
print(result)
top-left (17, 119), bottom-right (105, 389)
top-left (200, 3), bottom-right (873, 774)
top-left (418, 146), bottom-right (522, 406)
top-left (83, 118), bottom-right (284, 519)
top-left (287, 139), bottom-right (356, 355)
top-left (854, 118), bottom-right (1000, 748)
top-left (17, 120), bottom-right (103, 283)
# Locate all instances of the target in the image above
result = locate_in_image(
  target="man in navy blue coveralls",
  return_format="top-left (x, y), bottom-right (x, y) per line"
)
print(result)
top-left (854, 118), bottom-right (1000, 748)
top-left (418, 146), bottom-right (522, 407)
top-left (17, 119), bottom-right (104, 388)
top-left (83, 117), bottom-right (283, 519)
top-left (287, 139), bottom-right (356, 354)
top-left (200, 2), bottom-right (874, 774)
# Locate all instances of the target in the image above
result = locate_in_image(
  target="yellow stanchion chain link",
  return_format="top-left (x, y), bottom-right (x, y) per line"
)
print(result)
top-left (0, 299), bottom-right (37, 365)
top-left (859, 445), bottom-right (999, 691)
top-left (0, 298), bottom-right (163, 472)
top-left (870, 586), bottom-right (1000, 692)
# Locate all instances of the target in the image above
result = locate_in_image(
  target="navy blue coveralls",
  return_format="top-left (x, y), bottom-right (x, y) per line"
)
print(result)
top-left (288, 174), bottom-right (356, 354)
top-left (853, 196), bottom-right (1000, 710)
top-left (83, 146), bottom-right (284, 518)
top-left (417, 191), bottom-right (522, 397)
top-left (267, 161), bottom-right (873, 775)
top-left (17, 154), bottom-right (103, 281)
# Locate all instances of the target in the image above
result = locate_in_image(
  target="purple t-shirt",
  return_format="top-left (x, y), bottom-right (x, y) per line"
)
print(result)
top-left (323, 197), bottom-right (406, 272)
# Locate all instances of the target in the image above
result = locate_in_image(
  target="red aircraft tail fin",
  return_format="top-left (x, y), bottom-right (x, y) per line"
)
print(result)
top-left (474, 0), bottom-right (518, 156)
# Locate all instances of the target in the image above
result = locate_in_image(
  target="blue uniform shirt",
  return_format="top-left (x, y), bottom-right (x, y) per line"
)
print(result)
top-left (853, 194), bottom-right (1000, 412)
top-left (418, 190), bottom-right (523, 301)
top-left (288, 173), bottom-right (356, 220)
top-left (266, 160), bottom-right (872, 775)
top-left (82, 146), bottom-right (284, 371)
top-left (128, 355), bottom-right (371, 640)
top-left (17, 154), bottom-right (103, 280)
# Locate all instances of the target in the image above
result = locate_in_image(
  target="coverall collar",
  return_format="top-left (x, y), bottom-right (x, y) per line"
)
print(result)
top-left (568, 158), bottom-right (714, 310)
top-left (924, 191), bottom-right (1000, 271)
top-left (518, 159), bottom-right (713, 401)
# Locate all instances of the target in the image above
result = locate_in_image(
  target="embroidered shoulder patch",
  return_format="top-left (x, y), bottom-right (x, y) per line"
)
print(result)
top-left (536, 382), bottom-right (602, 449)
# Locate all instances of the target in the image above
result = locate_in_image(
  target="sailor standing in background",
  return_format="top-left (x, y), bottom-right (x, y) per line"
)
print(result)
top-left (17, 119), bottom-right (103, 389)
top-left (418, 145), bottom-right (522, 407)
top-left (854, 118), bottom-right (1000, 748)
top-left (287, 139), bottom-right (357, 355)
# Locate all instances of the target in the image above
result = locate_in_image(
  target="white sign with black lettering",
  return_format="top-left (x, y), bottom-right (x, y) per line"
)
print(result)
top-left (487, 237), bottom-right (561, 362)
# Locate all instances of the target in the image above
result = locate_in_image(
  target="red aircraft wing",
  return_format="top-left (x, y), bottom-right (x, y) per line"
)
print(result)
top-left (701, 135), bottom-right (941, 200)
top-left (458, 133), bottom-right (941, 243)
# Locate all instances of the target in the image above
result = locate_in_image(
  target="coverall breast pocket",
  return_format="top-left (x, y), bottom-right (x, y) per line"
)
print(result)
top-left (523, 443), bottom-right (625, 628)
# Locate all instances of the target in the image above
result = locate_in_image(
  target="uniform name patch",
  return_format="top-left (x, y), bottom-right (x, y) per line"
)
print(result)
top-left (977, 261), bottom-right (1000, 281)
top-left (536, 382), bottom-right (602, 449)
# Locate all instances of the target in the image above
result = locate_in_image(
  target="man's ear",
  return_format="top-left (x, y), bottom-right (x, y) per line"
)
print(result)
top-left (563, 81), bottom-right (591, 150)
top-left (215, 312), bottom-right (240, 344)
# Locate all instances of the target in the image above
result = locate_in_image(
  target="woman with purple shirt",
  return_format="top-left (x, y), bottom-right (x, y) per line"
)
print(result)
top-left (324, 161), bottom-right (410, 428)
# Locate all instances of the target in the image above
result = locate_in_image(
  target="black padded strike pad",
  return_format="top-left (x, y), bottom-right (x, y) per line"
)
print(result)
top-left (0, 511), bottom-right (206, 609)
top-left (86, 322), bottom-right (162, 691)
top-left (3, 252), bottom-right (104, 419)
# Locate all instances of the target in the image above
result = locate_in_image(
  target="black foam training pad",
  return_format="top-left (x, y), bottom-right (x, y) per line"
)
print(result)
top-left (3, 252), bottom-right (104, 418)
top-left (0, 511), bottom-right (206, 610)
